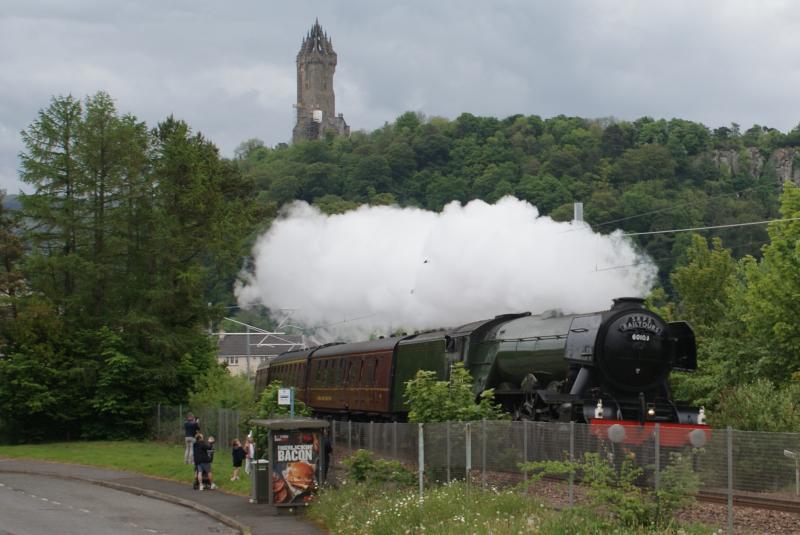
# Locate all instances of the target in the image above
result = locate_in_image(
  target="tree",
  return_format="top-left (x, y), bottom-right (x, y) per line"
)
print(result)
top-left (188, 364), bottom-right (255, 411)
top-left (403, 363), bottom-right (505, 423)
top-left (516, 173), bottom-right (571, 214)
top-left (611, 144), bottom-right (676, 185)
top-left (739, 183), bottom-right (800, 380)
top-left (0, 191), bottom-right (24, 321)
top-left (5, 94), bottom-right (258, 439)
top-left (19, 95), bottom-right (83, 307)
top-left (670, 235), bottom-right (737, 336)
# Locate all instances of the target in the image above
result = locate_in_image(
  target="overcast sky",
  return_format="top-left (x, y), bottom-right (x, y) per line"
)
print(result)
top-left (2, 1), bottom-right (799, 194)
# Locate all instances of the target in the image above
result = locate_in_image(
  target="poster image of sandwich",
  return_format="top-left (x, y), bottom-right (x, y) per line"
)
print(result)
top-left (270, 430), bottom-right (321, 506)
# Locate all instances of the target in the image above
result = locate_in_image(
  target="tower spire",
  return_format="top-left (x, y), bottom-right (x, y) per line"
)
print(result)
top-left (292, 20), bottom-right (349, 143)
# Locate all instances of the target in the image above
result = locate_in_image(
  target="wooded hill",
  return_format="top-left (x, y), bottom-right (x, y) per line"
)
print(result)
top-left (1, 92), bottom-right (798, 440)
top-left (237, 112), bottom-right (800, 285)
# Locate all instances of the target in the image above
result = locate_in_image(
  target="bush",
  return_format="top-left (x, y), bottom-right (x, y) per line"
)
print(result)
top-left (710, 379), bottom-right (800, 432)
top-left (403, 362), bottom-right (506, 423)
top-left (255, 380), bottom-right (311, 419)
top-left (341, 449), bottom-right (416, 486)
top-left (308, 479), bottom-right (710, 535)
top-left (188, 364), bottom-right (255, 411)
top-left (519, 450), bottom-right (698, 528)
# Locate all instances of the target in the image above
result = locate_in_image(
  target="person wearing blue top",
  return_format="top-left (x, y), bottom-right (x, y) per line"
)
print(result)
top-left (183, 413), bottom-right (201, 464)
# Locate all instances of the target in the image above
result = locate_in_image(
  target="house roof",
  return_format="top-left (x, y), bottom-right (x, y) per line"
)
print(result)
top-left (217, 332), bottom-right (305, 358)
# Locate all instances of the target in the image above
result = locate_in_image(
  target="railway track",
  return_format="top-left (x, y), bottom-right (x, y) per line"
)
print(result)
top-left (697, 490), bottom-right (800, 514)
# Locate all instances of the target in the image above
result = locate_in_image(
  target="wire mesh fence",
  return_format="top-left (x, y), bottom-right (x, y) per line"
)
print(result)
top-left (151, 407), bottom-right (800, 532)
top-left (151, 404), bottom-right (245, 450)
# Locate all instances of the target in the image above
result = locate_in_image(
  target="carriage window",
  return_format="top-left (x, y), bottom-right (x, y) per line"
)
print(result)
top-left (357, 359), bottom-right (366, 385)
top-left (349, 360), bottom-right (358, 383)
top-left (337, 359), bottom-right (345, 383)
top-left (364, 358), bottom-right (376, 386)
top-left (372, 357), bottom-right (379, 384)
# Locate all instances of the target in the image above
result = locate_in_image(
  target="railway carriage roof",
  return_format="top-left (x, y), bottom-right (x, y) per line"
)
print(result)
top-left (270, 346), bottom-right (322, 365)
top-left (397, 329), bottom-right (447, 344)
top-left (449, 313), bottom-right (532, 338)
top-left (312, 337), bottom-right (400, 358)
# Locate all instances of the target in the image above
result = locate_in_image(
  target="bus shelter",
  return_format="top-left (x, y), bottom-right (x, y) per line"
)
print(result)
top-left (250, 418), bottom-right (330, 508)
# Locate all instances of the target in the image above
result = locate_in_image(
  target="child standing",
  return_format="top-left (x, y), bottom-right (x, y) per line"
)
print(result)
top-left (231, 439), bottom-right (246, 481)
top-left (244, 434), bottom-right (256, 475)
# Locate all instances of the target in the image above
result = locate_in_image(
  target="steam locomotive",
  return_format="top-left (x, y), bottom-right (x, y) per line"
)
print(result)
top-left (255, 298), bottom-right (708, 444)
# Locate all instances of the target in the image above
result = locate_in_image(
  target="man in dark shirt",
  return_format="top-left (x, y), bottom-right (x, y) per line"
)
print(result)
top-left (183, 413), bottom-right (200, 464)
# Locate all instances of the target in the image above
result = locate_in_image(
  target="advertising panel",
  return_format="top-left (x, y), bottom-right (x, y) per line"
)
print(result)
top-left (270, 430), bottom-right (322, 506)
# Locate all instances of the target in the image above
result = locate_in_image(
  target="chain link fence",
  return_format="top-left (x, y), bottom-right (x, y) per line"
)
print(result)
top-left (151, 404), bottom-right (246, 450)
top-left (151, 408), bottom-right (800, 533)
top-left (328, 420), bottom-right (799, 534)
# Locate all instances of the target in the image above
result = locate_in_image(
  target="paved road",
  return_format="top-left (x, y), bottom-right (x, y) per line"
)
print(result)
top-left (0, 472), bottom-right (238, 535)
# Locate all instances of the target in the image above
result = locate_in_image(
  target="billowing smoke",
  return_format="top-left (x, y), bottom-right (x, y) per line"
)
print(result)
top-left (236, 196), bottom-right (656, 340)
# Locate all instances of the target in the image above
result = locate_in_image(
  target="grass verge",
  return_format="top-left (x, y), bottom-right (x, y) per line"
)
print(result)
top-left (0, 441), bottom-right (251, 495)
top-left (308, 481), bottom-right (715, 535)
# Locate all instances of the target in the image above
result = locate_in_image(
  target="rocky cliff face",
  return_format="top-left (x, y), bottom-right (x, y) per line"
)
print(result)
top-left (710, 147), bottom-right (800, 185)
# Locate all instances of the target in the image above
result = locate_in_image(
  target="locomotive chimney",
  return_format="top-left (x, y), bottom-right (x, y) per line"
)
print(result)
top-left (611, 297), bottom-right (645, 310)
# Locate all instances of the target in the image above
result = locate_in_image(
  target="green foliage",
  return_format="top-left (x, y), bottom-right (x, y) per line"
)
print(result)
top-left (519, 451), bottom-right (698, 528)
top-left (670, 235), bottom-right (737, 337)
top-left (709, 379), bottom-right (800, 432)
top-left (2, 92), bottom-right (257, 440)
top-left (235, 110), bottom-right (789, 297)
top-left (341, 449), bottom-right (416, 486)
top-left (188, 365), bottom-right (255, 412)
top-left (403, 362), bottom-right (506, 423)
top-left (255, 380), bottom-right (311, 419)
top-left (740, 183), bottom-right (800, 376)
top-left (309, 479), bottom-right (708, 535)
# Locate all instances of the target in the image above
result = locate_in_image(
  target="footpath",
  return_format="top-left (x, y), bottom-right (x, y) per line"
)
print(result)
top-left (0, 457), bottom-right (324, 535)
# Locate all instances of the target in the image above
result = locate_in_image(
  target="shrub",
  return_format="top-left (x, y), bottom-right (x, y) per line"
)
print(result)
top-left (403, 362), bottom-right (506, 423)
top-left (710, 379), bottom-right (800, 432)
top-left (341, 449), bottom-right (416, 486)
top-left (519, 450), bottom-right (698, 528)
top-left (255, 380), bottom-right (311, 419)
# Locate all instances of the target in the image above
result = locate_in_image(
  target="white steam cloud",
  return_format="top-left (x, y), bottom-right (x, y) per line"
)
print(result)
top-left (236, 196), bottom-right (656, 340)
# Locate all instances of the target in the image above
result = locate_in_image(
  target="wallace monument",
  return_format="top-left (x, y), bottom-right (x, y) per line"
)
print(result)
top-left (292, 20), bottom-right (350, 143)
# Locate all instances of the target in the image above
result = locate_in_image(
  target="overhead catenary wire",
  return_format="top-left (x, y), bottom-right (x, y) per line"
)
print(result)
top-left (588, 183), bottom-right (778, 230)
top-left (621, 216), bottom-right (800, 237)
top-left (591, 231), bottom-right (781, 273)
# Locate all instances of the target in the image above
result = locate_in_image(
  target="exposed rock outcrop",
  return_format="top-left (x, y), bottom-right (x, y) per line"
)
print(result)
top-left (709, 147), bottom-right (798, 185)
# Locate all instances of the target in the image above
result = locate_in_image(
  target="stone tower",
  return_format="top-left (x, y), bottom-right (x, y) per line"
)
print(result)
top-left (292, 20), bottom-right (349, 143)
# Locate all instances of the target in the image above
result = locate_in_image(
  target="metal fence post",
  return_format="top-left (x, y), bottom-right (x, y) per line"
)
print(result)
top-left (446, 422), bottom-right (451, 483)
top-left (348, 420), bottom-right (352, 452)
top-left (369, 420), bottom-right (375, 451)
top-left (393, 421), bottom-right (398, 459)
top-left (523, 419), bottom-right (529, 484)
top-left (569, 421), bottom-right (575, 507)
top-left (481, 419), bottom-right (487, 490)
top-left (727, 426), bottom-right (733, 535)
top-left (465, 423), bottom-right (472, 483)
top-left (654, 423), bottom-right (661, 494)
top-left (418, 423), bottom-right (424, 503)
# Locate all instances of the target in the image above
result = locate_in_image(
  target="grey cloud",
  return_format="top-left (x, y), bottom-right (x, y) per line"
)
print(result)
top-left (2, 0), bottom-right (800, 193)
